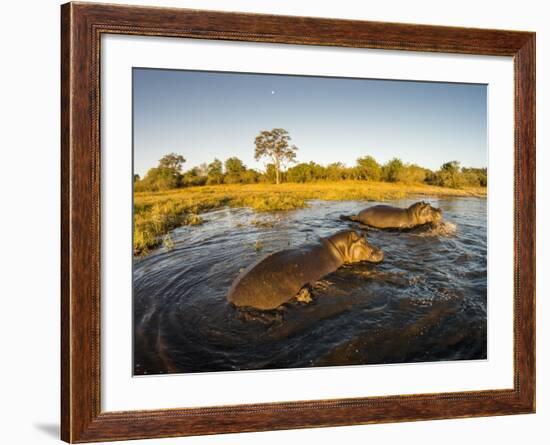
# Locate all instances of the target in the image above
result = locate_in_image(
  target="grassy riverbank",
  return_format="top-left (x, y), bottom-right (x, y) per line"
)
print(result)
top-left (134, 181), bottom-right (486, 255)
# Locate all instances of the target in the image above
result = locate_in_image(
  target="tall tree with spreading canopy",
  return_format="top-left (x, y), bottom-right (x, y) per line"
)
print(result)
top-left (254, 128), bottom-right (298, 184)
top-left (158, 153), bottom-right (186, 171)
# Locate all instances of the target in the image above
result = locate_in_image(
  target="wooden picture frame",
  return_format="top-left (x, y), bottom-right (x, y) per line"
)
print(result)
top-left (61, 2), bottom-right (535, 442)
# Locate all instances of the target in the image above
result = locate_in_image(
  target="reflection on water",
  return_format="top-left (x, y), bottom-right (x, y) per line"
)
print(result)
top-left (134, 197), bottom-right (487, 375)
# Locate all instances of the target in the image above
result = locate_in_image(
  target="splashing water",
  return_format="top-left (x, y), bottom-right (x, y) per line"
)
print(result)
top-left (416, 220), bottom-right (458, 237)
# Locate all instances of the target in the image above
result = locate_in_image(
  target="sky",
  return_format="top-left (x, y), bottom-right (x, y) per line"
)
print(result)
top-left (133, 68), bottom-right (487, 178)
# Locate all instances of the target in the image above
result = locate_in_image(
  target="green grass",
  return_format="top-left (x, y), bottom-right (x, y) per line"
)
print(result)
top-left (133, 181), bottom-right (486, 255)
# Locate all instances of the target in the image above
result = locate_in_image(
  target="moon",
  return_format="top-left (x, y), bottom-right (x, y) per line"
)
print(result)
top-left (271, 90), bottom-right (276, 95)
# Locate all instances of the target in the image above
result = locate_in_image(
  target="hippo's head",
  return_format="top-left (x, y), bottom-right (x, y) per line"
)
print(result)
top-left (409, 201), bottom-right (442, 225)
top-left (327, 230), bottom-right (384, 264)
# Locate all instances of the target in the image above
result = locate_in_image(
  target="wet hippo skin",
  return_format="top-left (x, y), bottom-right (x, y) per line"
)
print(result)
top-left (227, 230), bottom-right (384, 310)
top-left (348, 201), bottom-right (442, 229)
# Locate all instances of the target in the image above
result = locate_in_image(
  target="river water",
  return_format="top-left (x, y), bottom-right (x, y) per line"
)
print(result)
top-left (134, 197), bottom-right (487, 375)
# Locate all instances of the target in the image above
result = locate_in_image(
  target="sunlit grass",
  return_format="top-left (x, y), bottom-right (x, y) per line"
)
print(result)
top-left (133, 181), bottom-right (486, 255)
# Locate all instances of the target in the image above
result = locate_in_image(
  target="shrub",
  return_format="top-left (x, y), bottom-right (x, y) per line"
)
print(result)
top-left (381, 158), bottom-right (404, 182)
top-left (396, 164), bottom-right (428, 184)
top-left (356, 156), bottom-right (382, 181)
top-left (135, 167), bottom-right (182, 192)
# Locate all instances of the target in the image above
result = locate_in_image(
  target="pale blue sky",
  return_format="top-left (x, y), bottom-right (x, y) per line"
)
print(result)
top-left (133, 68), bottom-right (487, 177)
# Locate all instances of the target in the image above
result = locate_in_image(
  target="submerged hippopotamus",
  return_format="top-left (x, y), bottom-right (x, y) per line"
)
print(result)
top-left (347, 201), bottom-right (442, 229)
top-left (227, 230), bottom-right (384, 310)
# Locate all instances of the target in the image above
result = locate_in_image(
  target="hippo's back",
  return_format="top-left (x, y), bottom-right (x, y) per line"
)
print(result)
top-left (356, 205), bottom-right (409, 228)
top-left (227, 243), bottom-right (340, 310)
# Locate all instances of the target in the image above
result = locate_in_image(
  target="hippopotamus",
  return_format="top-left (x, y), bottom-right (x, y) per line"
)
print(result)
top-left (227, 230), bottom-right (384, 310)
top-left (346, 201), bottom-right (442, 229)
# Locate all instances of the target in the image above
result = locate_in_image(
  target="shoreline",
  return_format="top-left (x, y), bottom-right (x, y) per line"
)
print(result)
top-left (134, 181), bottom-right (486, 255)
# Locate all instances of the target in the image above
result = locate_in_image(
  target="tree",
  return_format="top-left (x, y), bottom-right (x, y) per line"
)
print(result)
top-left (196, 162), bottom-right (208, 177)
top-left (325, 162), bottom-right (347, 181)
top-left (206, 158), bottom-right (224, 185)
top-left (240, 169), bottom-right (260, 184)
top-left (182, 166), bottom-right (207, 187)
top-left (254, 128), bottom-right (298, 184)
top-left (133, 174), bottom-right (140, 182)
top-left (356, 156), bottom-right (381, 181)
top-left (137, 167), bottom-right (181, 191)
top-left (158, 153), bottom-right (186, 172)
top-left (441, 160), bottom-right (461, 173)
top-left (424, 170), bottom-right (439, 185)
top-left (396, 164), bottom-right (428, 184)
top-left (438, 160), bottom-right (463, 188)
top-left (461, 167), bottom-right (487, 187)
top-left (224, 157), bottom-right (246, 184)
top-left (382, 158), bottom-right (404, 182)
top-left (287, 162), bottom-right (317, 183)
top-left (261, 163), bottom-right (278, 183)
top-left (136, 153), bottom-right (186, 191)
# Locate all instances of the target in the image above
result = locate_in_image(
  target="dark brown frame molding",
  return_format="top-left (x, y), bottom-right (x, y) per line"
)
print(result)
top-left (61, 2), bottom-right (536, 442)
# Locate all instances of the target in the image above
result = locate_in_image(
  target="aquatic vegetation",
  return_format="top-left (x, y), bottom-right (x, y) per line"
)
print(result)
top-left (162, 233), bottom-right (175, 251)
top-left (250, 218), bottom-right (276, 228)
top-left (133, 181), bottom-right (485, 254)
top-left (185, 213), bottom-right (203, 226)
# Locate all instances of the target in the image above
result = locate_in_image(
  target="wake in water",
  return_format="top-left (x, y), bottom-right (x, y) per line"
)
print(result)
top-left (344, 220), bottom-right (457, 238)
top-left (412, 220), bottom-right (457, 237)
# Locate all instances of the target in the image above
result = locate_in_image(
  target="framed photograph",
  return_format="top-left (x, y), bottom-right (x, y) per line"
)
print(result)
top-left (61, 2), bottom-right (535, 442)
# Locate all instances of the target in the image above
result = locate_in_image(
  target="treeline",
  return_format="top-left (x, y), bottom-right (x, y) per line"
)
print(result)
top-left (285, 158), bottom-right (486, 188)
top-left (134, 155), bottom-right (261, 192)
top-left (135, 153), bottom-right (486, 192)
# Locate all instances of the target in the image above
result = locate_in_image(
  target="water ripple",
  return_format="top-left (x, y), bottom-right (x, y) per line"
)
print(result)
top-left (134, 197), bottom-right (487, 374)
